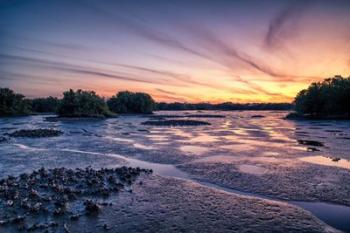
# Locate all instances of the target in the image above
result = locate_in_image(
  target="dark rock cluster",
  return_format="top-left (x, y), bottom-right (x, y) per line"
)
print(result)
top-left (0, 136), bottom-right (8, 143)
top-left (251, 115), bottom-right (265, 118)
top-left (8, 129), bottom-right (63, 138)
top-left (297, 139), bottom-right (324, 147)
top-left (0, 166), bottom-right (152, 231)
top-left (150, 114), bottom-right (225, 119)
top-left (142, 120), bottom-right (211, 126)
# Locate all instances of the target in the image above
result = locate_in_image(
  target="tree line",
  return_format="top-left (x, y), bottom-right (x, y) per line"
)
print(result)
top-left (0, 89), bottom-right (155, 117)
top-left (2, 75), bottom-right (349, 118)
top-left (293, 75), bottom-right (350, 118)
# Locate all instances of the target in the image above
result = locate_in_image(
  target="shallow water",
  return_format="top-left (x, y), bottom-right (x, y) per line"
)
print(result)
top-left (1, 111), bottom-right (350, 231)
top-left (300, 155), bottom-right (350, 170)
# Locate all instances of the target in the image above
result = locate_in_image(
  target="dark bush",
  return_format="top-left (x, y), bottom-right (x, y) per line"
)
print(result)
top-left (294, 75), bottom-right (350, 117)
top-left (31, 96), bottom-right (60, 113)
top-left (0, 88), bottom-right (31, 116)
top-left (107, 91), bottom-right (155, 114)
top-left (57, 89), bottom-right (111, 118)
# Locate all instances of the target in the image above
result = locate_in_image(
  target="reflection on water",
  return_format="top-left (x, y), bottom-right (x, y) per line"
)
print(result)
top-left (133, 143), bottom-right (155, 150)
top-left (2, 112), bottom-right (350, 232)
top-left (188, 134), bottom-right (218, 143)
top-left (238, 164), bottom-right (267, 175)
top-left (220, 143), bottom-right (256, 152)
top-left (105, 136), bottom-right (134, 143)
top-left (300, 156), bottom-right (350, 170)
top-left (180, 145), bottom-right (209, 154)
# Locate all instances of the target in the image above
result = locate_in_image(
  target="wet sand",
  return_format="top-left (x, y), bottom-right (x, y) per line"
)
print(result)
top-left (1, 111), bottom-right (350, 232)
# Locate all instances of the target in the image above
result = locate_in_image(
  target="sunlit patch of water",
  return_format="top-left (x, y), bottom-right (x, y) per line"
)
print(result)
top-left (105, 136), bottom-right (134, 143)
top-left (180, 145), bottom-right (209, 154)
top-left (300, 156), bottom-right (350, 170)
top-left (171, 128), bottom-right (193, 138)
top-left (220, 143), bottom-right (256, 152)
top-left (188, 134), bottom-right (219, 143)
top-left (133, 143), bottom-right (155, 150)
top-left (238, 164), bottom-right (267, 175)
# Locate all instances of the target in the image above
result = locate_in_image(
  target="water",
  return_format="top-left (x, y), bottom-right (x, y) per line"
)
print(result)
top-left (1, 111), bottom-right (350, 232)
top-left (8, 143), bottom-right (350, 232)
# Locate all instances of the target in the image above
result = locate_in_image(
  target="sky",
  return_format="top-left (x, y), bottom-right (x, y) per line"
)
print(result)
top-left (0, 0), bottom-right (350, 103)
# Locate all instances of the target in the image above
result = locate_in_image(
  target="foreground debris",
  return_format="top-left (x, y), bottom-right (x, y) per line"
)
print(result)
top-left (0, 166), bottom-right (152, 232)
top-left (8, 129), bottom-right (63, 138)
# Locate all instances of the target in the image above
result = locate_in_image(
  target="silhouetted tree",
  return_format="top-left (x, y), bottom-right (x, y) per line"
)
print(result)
top-left (31, 96), bottom-right (60, 113)
top-left (58, 89), bottom-right (111, 117)
top-left (294, 75), bottom-right (350, 117)
top-left (156, 102), bottom-right (292, 111)
top-left (107, 91), bottom-right (155, 114)
top-left (0, 88), bottom-right (31, 116)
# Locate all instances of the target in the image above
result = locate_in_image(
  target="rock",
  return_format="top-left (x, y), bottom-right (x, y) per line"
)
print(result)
top-left (84, 200), bottom-right (99, 214)
top-left (0, 136), bottom-right (8, 143)
top-left (307, 147), bottom-right (320, 152)
top-left (251, 115), bottom-right (265, 118)
top-left (0, 167), bottom-right (151, 229)
top-left (297, 139), bottom-right (324, 147)
top-left (64, 223), bottom-right (70, 233)
top-left (103, 224), bottom-right (111, 230)
top-left (70, 214), bottom-right (80, 221)
top-left (6, 200), bottom-right (13, 206)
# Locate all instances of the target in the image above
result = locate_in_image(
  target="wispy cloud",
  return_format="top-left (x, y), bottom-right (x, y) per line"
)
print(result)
top-left (265, 0), bottom-right (312, 49)
top-left (0, 54), bottom-right (163, 85)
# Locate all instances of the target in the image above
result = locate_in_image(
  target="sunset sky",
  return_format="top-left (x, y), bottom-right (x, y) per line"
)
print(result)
top-left (1, 0), bottom-right (350, 103)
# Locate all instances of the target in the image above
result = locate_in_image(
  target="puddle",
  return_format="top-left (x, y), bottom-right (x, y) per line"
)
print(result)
top-left (290, 201), bottom-right (350, 233)
top-left (13, 144), bottom-right (47, 151)
top-left (171, 128), bottom-right (193, 138)
top-left (238, 164), bottom-right (267, 175)
top-left (180, 145), bottom-right (209, 154)
top-left (193, 155), bottom-right (238, 163)
top-left (9, 143), bottom-right (350, 232)
top-left (105, 136), bottom-right (134, 143)
top-left (146, 134), bottom-right (169, 141)
top-left (220, 143), bottom-right (255, 152)
top-left (133, 143), bottom-right (155, 150)
top-left (188, 134), bottom-right (218, 143)
top-left (300, 156), bottom-right (350, 170)
top-left (262, 151), bottom-right (280, 156)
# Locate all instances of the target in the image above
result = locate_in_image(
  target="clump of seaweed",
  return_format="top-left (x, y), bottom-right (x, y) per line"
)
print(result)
top-left (8, 129), bottom-right (63, 138)
top-left (297, 139), bottom-right (324, 147)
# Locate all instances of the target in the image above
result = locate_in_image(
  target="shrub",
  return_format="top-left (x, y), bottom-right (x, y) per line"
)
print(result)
top-left (58, 89), bottom-right (111, 117)
top-left (294, 75), bottom-right (350, 116)
top-left (107, 91), bottom-right (155, 114)
top-left (31, 96), bottom-right (60, 113)
top-left (0, 88), bottom-right (31, 116)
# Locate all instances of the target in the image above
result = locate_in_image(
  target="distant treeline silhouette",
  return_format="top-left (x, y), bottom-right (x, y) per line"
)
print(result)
top-left (0, 88), bottom-right (31, 116)
top-left (156, 102), bottom-right (292, 111)
top-left (0, 87), bottom-right (292, 117)
top-left (3, 75), bottom-right (349, 118)
top-left (292, 75), bottom-right (350, 118)
top-left (0, 88), bottom-right (156, 117)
